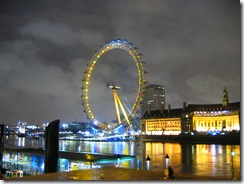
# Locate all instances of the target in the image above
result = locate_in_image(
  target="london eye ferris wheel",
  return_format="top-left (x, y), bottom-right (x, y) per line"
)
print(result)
top-left (81, 39), bottom-right (147, 128)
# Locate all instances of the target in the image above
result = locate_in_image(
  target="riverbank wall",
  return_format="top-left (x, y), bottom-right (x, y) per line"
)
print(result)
top-left (140, 133), bottom-right (240, 144)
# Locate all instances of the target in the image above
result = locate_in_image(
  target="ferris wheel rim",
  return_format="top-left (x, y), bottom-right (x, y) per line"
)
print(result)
top-left (81, 39), bottom-right (146, 124)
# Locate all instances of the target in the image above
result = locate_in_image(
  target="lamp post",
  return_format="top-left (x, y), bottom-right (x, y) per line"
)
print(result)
top-left (165, 154), bottom-right (169, 169)
top-left (29, 157), bottom-right (32, 174)
top-left (17, 153), bottom-right (19, 170)
top-left (90, 159), bottom-right (94, 169)
top-left (116, 154), bottom-right (121, 168)
top-left (231, 147), bottom-right (235, 179)
top-left (146, 155), bottom-right (151, 171)
top-left (36, 159), bottom-right (38, 175)
top-left (136, 156), bottom-right (140, 170)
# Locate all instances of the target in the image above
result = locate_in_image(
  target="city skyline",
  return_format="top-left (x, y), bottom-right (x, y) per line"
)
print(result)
top-left (0, 0), bottom-right (241, 125)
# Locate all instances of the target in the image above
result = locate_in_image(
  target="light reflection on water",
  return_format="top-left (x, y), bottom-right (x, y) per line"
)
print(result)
top-left (59, 140), bottom-right (241, 179)
top-left (4, 136), bottom-right (45, 148)
top-left (59, 140), bottom-right (135, 155)
top-left (58, 139), bottom-right (241, 179)
top-left (143, 142), bottom-right (240, 179)
top-left (4, 137), bottom-right (240, 179)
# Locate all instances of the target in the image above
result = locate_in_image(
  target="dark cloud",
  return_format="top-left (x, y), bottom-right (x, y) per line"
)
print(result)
top-left (0, 0), bottom-right (241, 125)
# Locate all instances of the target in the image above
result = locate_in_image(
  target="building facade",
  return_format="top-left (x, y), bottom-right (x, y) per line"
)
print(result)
top-left (141, 105), bottom-right (183, 135)
top-left (181, 102), bottom-right (240, 134)
top-left (141, 84), bottom-right (165, 117)
top-left (141, 89), bottom-right (240, 135)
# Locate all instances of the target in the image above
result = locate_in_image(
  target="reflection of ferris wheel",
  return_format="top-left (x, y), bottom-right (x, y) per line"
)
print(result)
top-left (81, 38), bottom-right (147, 127)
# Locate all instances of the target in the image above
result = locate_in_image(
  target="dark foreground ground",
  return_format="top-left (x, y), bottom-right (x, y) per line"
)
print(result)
top-left (4, 167), bottom-right (240, 181)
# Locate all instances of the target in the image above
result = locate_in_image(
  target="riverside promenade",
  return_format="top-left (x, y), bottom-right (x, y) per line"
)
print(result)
top-left (5, 167), bottom-right (237, 181)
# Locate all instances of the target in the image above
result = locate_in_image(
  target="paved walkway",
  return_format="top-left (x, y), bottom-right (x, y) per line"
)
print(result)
top-left (5, 167), bottom-right (239, 181)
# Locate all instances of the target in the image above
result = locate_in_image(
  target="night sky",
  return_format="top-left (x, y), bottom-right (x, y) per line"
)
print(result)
top-left (0, 0), bottom-right (241, 125)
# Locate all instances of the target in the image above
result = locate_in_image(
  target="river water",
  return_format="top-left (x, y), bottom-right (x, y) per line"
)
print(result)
top-left (3, 136), bottom-right (240, 179)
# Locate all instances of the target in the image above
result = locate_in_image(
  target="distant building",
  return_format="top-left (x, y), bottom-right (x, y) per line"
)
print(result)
top-left (63, 122), bottom-right (93, 134)
top-left (141, 104), bottom-right (183, 135)
top-left (181, 88), bottom-right (240, 133)
top-left (181, 102), bottom-right (240, 133)
top-left (141, 88), bottom-right (240, 135)
top-left (141, 84), bottom-right (165, 117)
top-left (222, 87), bottom-right (229, 107)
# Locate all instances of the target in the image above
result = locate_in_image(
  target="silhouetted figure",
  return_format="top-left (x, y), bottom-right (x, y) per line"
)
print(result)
top-left (168, 166), bottom-right (175, 179)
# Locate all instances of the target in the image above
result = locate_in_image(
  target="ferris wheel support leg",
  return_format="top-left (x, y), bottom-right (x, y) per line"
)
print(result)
top-left (113, 90), bottom-right (121, 124)
top-left (114, 91), bottom-right (130, 125)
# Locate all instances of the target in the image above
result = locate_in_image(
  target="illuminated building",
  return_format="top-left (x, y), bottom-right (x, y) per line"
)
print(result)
top-left (141, 84), bottom-right (166, 117)
top-left (61, 122), bottom-right (93, 134)
top-left (17, 120), bottom-right (27, 137)
top-left (141, 88), bottom-right (240, 135)
top-left (181, 88), bottom-right (240, 133)
top-left (141, 105), bottom-right (183, 135)
top-left (181, 102), bottom-right (240, 133)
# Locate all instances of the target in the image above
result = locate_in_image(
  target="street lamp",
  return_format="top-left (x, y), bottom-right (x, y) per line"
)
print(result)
top-left (29, 157), bottom-right (32, 173)
top-left (16, 153), bottom-right (19, 170)
top-left (90, 159), bottom-right (94, 169)
top-left (165, 154), bottom-right (169, 169)
top-left (231, 148), bottom-right (235, 179)
top-left (136, 156), bottom-right (140, 170)
top-left (36, 159), bottom-right (38, 175)
top-left (116, 154), bottom-right (121, 167)
top-left (146, 155), bottom-right (151, 171)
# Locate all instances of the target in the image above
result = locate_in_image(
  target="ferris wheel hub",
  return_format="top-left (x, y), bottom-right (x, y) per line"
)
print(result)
top-left (107, 83), bottom-right (121, 90)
